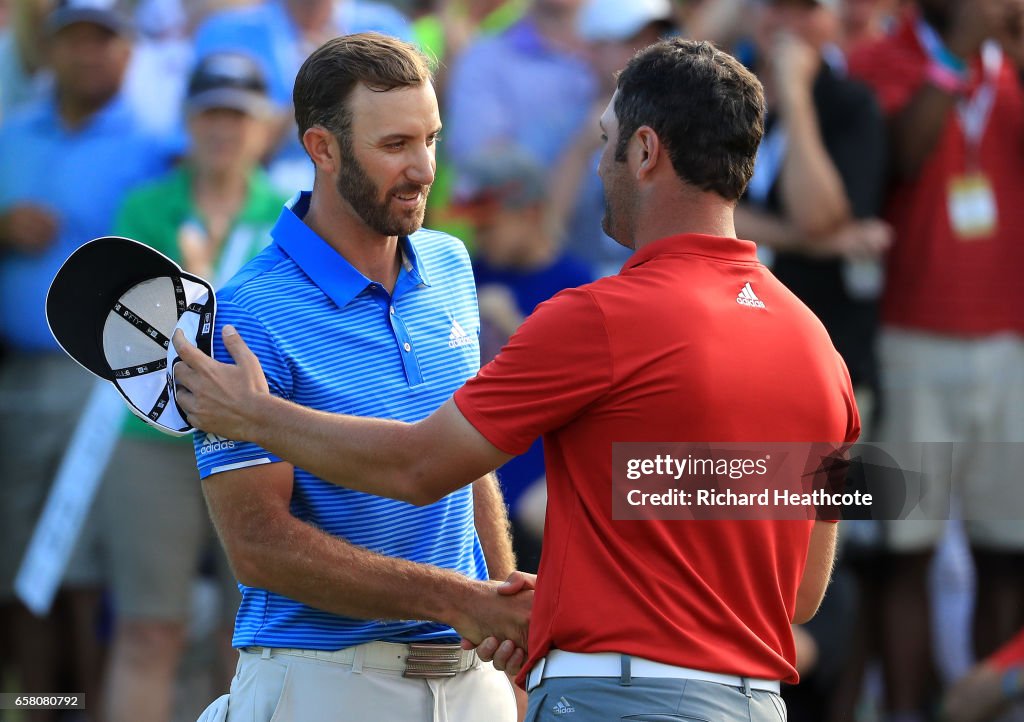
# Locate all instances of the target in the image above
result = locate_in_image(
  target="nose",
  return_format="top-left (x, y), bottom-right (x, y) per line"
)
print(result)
top-left (406, 142), bottom-right (436, 187)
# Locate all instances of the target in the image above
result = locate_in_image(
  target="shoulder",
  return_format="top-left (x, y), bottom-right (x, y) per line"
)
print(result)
top-left (217, 244), bottom-right (298, 309)
top-left (409, 227), bottom-right (473, 275)
top-left (194, 4), bottom-right (271, 44)
top-left (529, 283), bottom-right (605, 325)
top-left (120, 169), bottom-right (182, 209)
top-left (114, 170), bottom-right (185, 241)
top-left (848, 30), bottom-right (921, 86)
top-left (246, 171), bottom-right (289, 219)
top-left (450, 32), bottom-right (509, 71)
top-left (0, 97), bottom-right (50, 140)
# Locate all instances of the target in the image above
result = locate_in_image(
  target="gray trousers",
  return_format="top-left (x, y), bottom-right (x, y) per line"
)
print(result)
top-left (525, 660), bottom-right (786, 722)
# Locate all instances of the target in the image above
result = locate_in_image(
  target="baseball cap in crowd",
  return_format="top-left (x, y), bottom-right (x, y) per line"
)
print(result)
top-left (764, 0), bottom-right (839, 8)
top-left (185, 53), bottom-right (273, 117)
top-left (46, 0), bottom-right (133, 36)
top-left (578, 0), bottom-right (674, 43)
top-left (46, 237), bottom-right (216, 436)
top-left (452, 147), bottom-right (549, 217)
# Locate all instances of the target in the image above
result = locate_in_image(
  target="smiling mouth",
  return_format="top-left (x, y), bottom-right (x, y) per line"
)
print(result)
top-left (392, 190), bottom-right (425, 208)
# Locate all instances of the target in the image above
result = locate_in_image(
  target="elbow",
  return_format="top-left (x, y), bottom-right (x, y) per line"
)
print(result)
top-left (398, 464), bottom-right (447, 507)
top-left (226, 539), bottom-right (271, 589)
top-left (792, 591), bottom-right (825, 625)
top-left (792, 201), bottom-right (851, 240)
top-left (219, 517), bottom-right (287, 590)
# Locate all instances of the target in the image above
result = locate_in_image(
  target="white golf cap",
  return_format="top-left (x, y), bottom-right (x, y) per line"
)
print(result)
top-left (578, 0), bottom-right (674, 43)
top-left (46, 237), bottom-right (216, 436)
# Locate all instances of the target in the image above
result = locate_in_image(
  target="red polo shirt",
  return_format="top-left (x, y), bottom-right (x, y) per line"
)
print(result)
top-left (454, 234), bottom-right (860, 685)
top-left (848, 13), bottom-right (1024, 335)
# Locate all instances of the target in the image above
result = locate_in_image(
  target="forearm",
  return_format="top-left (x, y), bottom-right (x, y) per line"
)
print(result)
top-left (890, 84), bottom-right (958, 180)
top-left (735, 204), bottom-right (803, 251)
top-left (473, 474), bottom-right (516, 580)
top-left (793, 521), bottom-right (838, 624)
top-left (231, 509), bottom-right (486, 627)
top-left (244, 396), bottom-right (493, 506)
top-left (246, 395), bottom-right (443, 504)
top-left (942, 664), bottom-right (1016, 722)
top-left (778, 89), bottom-right (851, 236)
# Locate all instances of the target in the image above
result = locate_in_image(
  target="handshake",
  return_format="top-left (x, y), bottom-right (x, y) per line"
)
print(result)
top-left (454, 571), bottom-right (536, 676)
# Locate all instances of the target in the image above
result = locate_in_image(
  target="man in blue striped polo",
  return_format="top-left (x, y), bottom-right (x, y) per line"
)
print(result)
top-left (191, 33), bottom-right (527, 721)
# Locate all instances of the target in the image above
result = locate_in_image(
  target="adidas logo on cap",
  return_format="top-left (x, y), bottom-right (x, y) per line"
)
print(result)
top-left (736, 282), bottom-right (766, 309)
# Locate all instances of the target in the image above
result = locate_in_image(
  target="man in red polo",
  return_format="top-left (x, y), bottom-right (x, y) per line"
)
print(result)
top-left (173, 38), bottom-right (860, 721)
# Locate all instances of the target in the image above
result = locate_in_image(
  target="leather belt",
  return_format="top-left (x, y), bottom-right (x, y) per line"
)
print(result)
top-left (246, 641), bottom-right (477, 679)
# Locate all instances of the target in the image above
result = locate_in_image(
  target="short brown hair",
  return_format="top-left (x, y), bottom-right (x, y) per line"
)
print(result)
top-left (293, 32), bottom-right (433, 149)
top-left (614, 39), bottom-right (764, 201)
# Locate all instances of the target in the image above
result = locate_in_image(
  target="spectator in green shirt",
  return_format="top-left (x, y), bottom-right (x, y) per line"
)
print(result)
top-left (94, 52), bottom-right (286, 722)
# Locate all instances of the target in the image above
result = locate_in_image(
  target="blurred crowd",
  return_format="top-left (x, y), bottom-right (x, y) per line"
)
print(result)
top-left (0, 0), bottom-right (1023, 721)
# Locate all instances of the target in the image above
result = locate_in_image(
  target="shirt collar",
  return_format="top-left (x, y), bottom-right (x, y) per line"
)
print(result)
top-left (270, 191), bottom-right (431, 309)
top-left (38, 91), bottom-right (133, 135)
top-left (621, 233), bottom-right (761, 272)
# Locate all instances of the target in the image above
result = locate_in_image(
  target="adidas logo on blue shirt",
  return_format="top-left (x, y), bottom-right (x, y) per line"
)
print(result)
top-left (448, 318), bottom-right (474, 348)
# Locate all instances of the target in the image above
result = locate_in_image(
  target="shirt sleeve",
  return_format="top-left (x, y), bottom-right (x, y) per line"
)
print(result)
top-left (453, 286), bottom-right (611, 456)
top-left (989, 628), bottom-right (1024, 671)
top-left (848, 41), bottom-right (926, 117)
top-left (193, 298), bottom-right (293, 478)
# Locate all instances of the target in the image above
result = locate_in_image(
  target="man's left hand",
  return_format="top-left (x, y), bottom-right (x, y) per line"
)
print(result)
top-left (172, 325), bottom-right (270, 441)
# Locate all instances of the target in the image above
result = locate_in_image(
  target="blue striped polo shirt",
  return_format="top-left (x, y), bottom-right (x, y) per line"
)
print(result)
top-left (194, 192), bottom-right (489, 650)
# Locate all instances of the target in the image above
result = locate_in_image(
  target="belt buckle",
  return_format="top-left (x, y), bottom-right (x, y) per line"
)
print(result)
top-left (402, 643), bottom-right (463, 679)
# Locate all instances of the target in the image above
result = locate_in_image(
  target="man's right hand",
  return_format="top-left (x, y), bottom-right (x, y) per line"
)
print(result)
top-left (0, 204), bottom-right (59, 253)
top-left (460, 571), bottom-right (537, 676)
top-left (452, 573), bottom-right (533, 653)
top-left (808, 218), bottom-right (892, 261)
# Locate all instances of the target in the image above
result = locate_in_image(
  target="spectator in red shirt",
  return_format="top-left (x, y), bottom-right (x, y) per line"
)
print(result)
top-left (849, 2), bottom-right (1024, 720)
top-left (173, 38), bottom-right (860, 721)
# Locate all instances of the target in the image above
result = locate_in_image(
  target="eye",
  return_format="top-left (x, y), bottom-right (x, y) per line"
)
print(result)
top-left (600, 133), bottom-right (608, 143)
top-left (427, 133), bottom-right (442, 146)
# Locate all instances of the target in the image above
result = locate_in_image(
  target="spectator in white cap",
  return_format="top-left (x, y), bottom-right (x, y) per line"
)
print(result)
top-left (550, 0), bottom-right (675, 278)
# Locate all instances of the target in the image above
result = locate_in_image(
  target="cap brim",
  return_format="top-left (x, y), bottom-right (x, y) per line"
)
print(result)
top-left (46, 236), bottom-right (215, 435)
top-left (47, 8), bottom-right (131, 36)
top-left (186, 88), bottom-right (273, 117)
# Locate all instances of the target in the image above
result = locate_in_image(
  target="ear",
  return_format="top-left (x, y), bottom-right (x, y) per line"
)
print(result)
top-left (302, 126), bottom-right (340, 175)
top-left (631, 126), bottom-right (661, 182)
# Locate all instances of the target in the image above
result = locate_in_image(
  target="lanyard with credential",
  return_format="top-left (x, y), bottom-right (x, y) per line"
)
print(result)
top-left (915, 20), bottom-right (1003, 167)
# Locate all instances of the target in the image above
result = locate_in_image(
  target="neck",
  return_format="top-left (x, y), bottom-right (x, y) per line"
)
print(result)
top-left (56, 91), bottom-right (111, 130)
top-left (192, 165), bottom-right (248, 202)
top-left (631, 187), bottom-right (737, 251)
top-left (287, 0), bottom-right (332, 35)
top-left (304, 181), bottom-right (401, 291)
